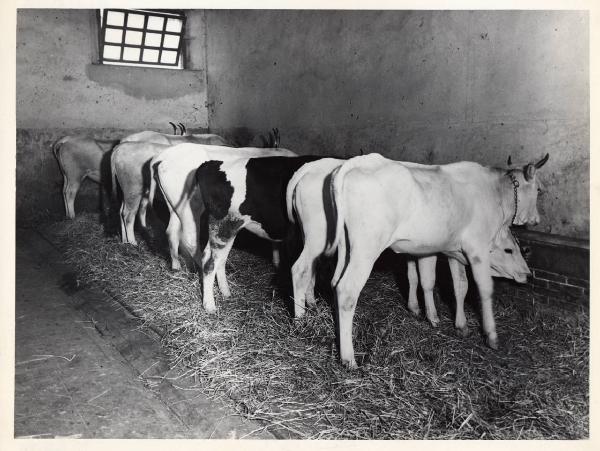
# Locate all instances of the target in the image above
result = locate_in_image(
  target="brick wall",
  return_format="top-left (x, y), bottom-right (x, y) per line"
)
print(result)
top-left (495, 229), bottom-right (589, 311)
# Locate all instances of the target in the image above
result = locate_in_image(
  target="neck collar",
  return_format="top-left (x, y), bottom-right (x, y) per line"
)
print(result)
top-left (507, 172), bottom-right (520, 224)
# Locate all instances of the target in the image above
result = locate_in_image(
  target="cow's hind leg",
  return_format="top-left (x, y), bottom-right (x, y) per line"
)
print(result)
top-left (406, 259), bottom-right (420, 316)
top-left (201, 237), bottom-right (236, 312)
top-left (291, 247), bottom-right (318, 318)
top-left (137, 194), bottom-right (150, 228)
top-left (165, 209), bottom-right (182, 271)
top-left (63, 176), bottom-right (81, 220)
top-left (467, 252), bottom-right (497, 349)
top-left (215, 240), bottom-right (235, 298)
top-left (120, 195), bottom-right (140, 245)
top-left (418, 256), bottom-right (440, 327)
top-left (448, 258), bottom-right (470, 337)
top-left (272, 244), bottom-right (281, 269)
top-left (201, 217), bottom-right (243, 313)
top-left (335, 248), bottom-right (380, 369)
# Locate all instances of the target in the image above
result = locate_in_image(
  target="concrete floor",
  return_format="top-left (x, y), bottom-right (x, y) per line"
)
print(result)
top-left (14, 228), bottom-right (272, 439)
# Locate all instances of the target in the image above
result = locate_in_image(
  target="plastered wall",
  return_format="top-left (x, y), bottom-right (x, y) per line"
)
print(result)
top-left (16, 9), bottom-right (209, 221)
top-left (204, 10), bottom-right (589, 239)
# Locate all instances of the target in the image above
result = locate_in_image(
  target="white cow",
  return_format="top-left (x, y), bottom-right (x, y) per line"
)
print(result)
top-left (286, 158), bottom-right (530, 327)
top-left (121, 130), bottom-right (233, 147)
top-left (110, 132), bottom-right (233, 244)
top-left (328, 153), bottom-right (548, 368)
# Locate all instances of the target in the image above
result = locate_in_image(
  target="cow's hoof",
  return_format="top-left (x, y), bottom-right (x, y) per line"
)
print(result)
top-left (428, 317), bottom-right (440, 328)
top-left (306, 294), bottom-right (317, 306)
top-left (203, 304), bottom-right (217, 315)
top-left (408, 307), bottom-right (421, 317)
top-left (456, 326), bottom-right (470, 338)
top-left (294, 305), bottom-right (306, 319)
top-left (170, 262), bottom-right (181, 272)
top-left (487, 334), bottom-right (499, 350)
top-left (294, 310), bottom-right (306, 320)
top-left (343, 359), bottom-right (358, 370)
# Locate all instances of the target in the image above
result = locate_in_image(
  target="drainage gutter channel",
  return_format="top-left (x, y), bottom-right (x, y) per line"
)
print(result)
top-left (31, 227), bottom-right (279, 439)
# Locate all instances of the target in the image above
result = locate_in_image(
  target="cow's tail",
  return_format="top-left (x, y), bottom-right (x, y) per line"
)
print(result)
top-left (329, 153), bottom-right (386, 286)
top-left (148, 156), bottom-right (160, 207)
top-left (110, 144), bottom-right (121, 201)
top-left (51, 136), bottom-right (71, 171)
top-left (329, 163), bottom-right (348, 287)
top-left (285, 161), bottom-right (313, 224)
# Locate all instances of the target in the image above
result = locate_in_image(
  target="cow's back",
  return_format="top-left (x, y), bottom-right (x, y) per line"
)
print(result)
top-left (56, 136), bottom-right (109, 179)
top-left (156, 144), bottom-right (297, 205)
top-left (340, 158), bottom-right (502, 254)
top-left (238, 156), bottom-right (321, 240)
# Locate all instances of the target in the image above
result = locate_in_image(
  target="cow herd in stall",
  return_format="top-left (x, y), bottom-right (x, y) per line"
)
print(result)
top-left (52, 124), bottom-right (549, 368)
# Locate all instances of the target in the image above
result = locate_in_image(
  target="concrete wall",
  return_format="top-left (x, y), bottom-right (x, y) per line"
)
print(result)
top-left (205, 10), bottom-right (589, 239)
top-left (16, 9), bottom-right (208, 222)
top-left (16, 9), bottom-right (589, 239)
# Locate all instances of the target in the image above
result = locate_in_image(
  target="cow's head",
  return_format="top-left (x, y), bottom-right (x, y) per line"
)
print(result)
top-left (489, 227), bottom-right (531, 283)
top-left (506, 153), bottom-right (549, 226)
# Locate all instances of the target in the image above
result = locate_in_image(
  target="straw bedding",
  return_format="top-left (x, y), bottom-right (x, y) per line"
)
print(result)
top-left (43, 214), bottom-right (588, 439)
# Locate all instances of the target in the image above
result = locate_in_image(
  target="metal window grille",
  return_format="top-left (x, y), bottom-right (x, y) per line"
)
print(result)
top-left (99, 9), bottom-right (185, 69)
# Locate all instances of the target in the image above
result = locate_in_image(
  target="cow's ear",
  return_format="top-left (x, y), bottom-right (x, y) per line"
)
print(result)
top-left (524, 163), bottom-right (536, 181)
top-left (534, 153), bottom-right (549, 169)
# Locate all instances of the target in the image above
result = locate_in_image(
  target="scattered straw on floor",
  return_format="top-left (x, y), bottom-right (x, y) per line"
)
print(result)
top-left (42, 214), bottom-right (589, 439)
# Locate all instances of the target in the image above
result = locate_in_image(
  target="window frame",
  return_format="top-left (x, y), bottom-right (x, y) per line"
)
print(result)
top-left (97, 9), bottom-right (186, 70)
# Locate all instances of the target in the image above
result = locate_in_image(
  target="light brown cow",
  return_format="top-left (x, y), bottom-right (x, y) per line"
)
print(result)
top-left (52, 135), bottom-right (120, 219)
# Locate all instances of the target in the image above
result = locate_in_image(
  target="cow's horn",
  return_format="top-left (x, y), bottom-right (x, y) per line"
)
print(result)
top-left (169, 122), bottom-right (177, 135)
top-left (507, 155), bottom-right (512, 166)
top-left (179, 123), bottom-right (187, 135)
top-left (534, 153), bottom-right (549, 169)
top-left (177, 123), bottom-right (184, 135)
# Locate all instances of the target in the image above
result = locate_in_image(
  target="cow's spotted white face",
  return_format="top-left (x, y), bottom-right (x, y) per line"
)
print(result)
top-left (489, 228), bottom-right (530, 283)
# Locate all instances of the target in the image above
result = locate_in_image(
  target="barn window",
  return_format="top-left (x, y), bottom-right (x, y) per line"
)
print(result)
top-left (98, 9), bottom-right (186, 70)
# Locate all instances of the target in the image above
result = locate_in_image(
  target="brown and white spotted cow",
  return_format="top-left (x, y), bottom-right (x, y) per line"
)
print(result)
top-left (151, 144), bottom-right (297, 273)
top-left (194, 155), bottom-right (321, 313)
top-left (328, 153), bottom-right (548, 368)
top-left (286, 158), bottom-right (531, 326)
top-left (52, 135), bottom-right (120, 219)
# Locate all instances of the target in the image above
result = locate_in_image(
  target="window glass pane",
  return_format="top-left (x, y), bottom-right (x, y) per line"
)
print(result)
top-left (142, 49), bottom-right (159, 63)
top-left (147, 16), bottom-right (164, 31)
top-left (122, 47), bottom-right (141, 61)
top-left (127, 13), bottom-right (145, 29)
top-left (124, 30), bottom-right (143, 45)
top-left (104, 28), bottom-right (123, 44)
top-left (103, 45), bottom-right (121, 59)
top-left (161, 50), bottom-right (178, 64)
top-left (165, 18), bottom-right (182, 33)
top-left (145, 32), bottom-right (162, 47)
top-left (163, 34), bottom-right (179, 49)
top-left (106, 11), bottom-right (124, 26)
